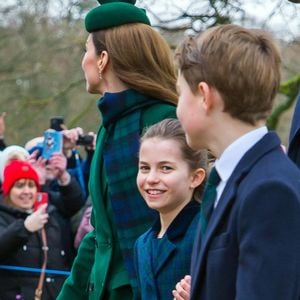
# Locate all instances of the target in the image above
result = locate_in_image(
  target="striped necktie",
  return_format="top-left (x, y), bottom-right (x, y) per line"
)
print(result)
top-left (200, 167), bottom-right (221, 236)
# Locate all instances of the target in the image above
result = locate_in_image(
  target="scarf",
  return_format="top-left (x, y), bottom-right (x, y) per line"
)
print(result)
top-left (98, 89), bottom-right (164, 289)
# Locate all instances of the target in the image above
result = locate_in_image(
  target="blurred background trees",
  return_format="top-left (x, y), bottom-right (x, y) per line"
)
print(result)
top-left (0, 0), bottom-right (299, 146)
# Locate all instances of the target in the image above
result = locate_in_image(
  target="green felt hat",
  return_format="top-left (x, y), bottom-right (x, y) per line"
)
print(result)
top-left (85, 0), bottom-right (151, 33)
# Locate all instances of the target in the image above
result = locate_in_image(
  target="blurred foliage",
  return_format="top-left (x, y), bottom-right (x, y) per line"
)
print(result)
top-left (0, 0), bottom-right (100, 146)
top-left (0, 0), bottom-right (299, 146)
top-left (268, 74), bottom-right (300, 130)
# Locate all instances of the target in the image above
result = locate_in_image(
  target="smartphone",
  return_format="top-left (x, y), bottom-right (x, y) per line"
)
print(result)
top-left (50, 116), bottom-right (64, 131)
top-left (34, 192), bottom-right (48, 211)
top-left (42, 130), bottom-right (63, 160)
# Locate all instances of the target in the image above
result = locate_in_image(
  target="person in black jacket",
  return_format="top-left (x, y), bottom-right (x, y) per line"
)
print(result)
top-left (0, 160), bottom-right (79, 299)
top-left (0, 112), bottom-right (7, 151)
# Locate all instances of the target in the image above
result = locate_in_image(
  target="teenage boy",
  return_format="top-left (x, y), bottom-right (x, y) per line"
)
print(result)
top-left (173, 24), bottom-right (300, 300)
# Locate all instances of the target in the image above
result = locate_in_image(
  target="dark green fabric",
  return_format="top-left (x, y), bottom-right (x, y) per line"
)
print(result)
top-left (57, 90), bottom-right (176, 300)
top-left (200, 167), bottom-right (221, 236)
top-left (100, 90), bottom-right (171, 293)
top-left (85, 0), bottom-right (150, 33)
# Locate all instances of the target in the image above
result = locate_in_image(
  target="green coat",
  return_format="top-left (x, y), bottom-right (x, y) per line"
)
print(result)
top-left (57, 100), bottom-right (176, 300)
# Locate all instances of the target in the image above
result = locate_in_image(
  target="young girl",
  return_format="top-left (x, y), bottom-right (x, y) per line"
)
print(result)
top-left (134, 118), bottom-right (208, 300)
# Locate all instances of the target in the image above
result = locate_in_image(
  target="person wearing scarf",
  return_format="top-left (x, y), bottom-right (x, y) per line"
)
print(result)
top-left (57, 1), bottom-right (177, 299)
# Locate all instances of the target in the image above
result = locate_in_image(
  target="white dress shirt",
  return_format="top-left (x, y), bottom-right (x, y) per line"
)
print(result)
top-left (214, 126), bottom-right (268, 208)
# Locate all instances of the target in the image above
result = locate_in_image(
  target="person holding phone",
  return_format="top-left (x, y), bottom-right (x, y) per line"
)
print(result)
top-left (0, 160), bottom-right (74, 299)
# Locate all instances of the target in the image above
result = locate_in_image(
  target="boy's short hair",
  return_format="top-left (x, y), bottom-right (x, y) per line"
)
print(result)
top-left (175, 24), bottom-right (281, 125)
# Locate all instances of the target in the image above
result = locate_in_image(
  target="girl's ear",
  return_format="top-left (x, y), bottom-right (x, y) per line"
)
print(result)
top-left (97, 50), bottom-right (109, 74)
top-left (190, 168), bottom-right (206, 189)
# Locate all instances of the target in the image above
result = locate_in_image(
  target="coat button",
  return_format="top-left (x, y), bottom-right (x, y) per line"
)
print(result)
top-left (88, 282), bottom-right (94, 291)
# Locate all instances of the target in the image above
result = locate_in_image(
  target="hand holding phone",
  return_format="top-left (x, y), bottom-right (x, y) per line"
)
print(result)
top-left (34, 192), bottom-right (48, 212)
top-left (42, 130), bottom-right (63, 160)
top-left (50, 116), bottom-right (64, 131)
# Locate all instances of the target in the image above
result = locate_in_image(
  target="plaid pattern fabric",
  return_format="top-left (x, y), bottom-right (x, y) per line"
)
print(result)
top-left (98, 90), bottom-right (172, 291)
top-left (135, 201), bottom-right (200, 300)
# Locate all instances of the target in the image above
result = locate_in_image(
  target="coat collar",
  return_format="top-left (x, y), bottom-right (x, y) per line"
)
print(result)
top-left (149, 200), bottom-right (200, 275)
top-left (0, 203), bottom-right (29, 218)
top-left (97, 89), bottom-right (161, 128)
top-left (152, 200), bottom-right (200, 241)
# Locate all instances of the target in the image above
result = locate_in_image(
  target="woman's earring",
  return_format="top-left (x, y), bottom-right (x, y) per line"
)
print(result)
top-left (99, 71), bottom-right (102, 80)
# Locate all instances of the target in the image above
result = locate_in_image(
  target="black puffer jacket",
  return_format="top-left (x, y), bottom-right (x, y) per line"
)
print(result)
top-left (0, 203), bottom-right (75, 300)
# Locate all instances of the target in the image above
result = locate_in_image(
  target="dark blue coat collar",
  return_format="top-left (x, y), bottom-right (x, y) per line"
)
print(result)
top-left (151, 200), bottom-right (200, 240)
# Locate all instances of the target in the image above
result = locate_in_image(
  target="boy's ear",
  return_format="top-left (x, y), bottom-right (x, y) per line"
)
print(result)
top-left (197, 82), bottom-right (215, 111)
top-left (97, 50), bottom-right (109, 74)
top-left (190, 168), bottom-right (206, 189)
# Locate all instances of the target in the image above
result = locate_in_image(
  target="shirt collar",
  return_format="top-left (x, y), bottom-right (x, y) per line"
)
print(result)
top-left (215, 126), bottom-right (268, 182)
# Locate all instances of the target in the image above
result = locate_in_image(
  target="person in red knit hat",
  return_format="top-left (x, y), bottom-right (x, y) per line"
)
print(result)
top-left (0, 160), bottom-right (74, 299)
top-left (2, 160), bottom-right (40, 208)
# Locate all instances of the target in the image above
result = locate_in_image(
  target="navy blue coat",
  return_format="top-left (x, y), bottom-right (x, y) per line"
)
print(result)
top-left (191, 132), bottom-right (300, 300)
top-left (135, 201), bottom-right (200, 300)
top-left (288, 92), bottom-right (300, 166)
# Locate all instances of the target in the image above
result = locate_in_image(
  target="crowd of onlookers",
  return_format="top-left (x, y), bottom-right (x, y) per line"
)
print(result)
top-left (0, 112), bottom-right (94, 299)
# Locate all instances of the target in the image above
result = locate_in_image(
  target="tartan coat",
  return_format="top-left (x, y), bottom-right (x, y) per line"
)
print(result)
top-left (134, 201), bottom-right (200, 300)
top-left (57, 90), bottom-right (177, 300)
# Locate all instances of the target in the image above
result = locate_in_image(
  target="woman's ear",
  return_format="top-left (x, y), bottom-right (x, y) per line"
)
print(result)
top-left (97, 50), bottom-right (109, 75)
top-left (190, 168), bottom-right (206, 189)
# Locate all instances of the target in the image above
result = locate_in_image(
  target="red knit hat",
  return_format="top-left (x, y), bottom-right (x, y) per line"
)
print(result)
top-left (2, 160), bottom-right (40, 196)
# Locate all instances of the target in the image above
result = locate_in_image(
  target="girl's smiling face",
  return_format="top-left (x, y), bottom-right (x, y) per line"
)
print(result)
top-left (137, 137), bottom-right (199, 216)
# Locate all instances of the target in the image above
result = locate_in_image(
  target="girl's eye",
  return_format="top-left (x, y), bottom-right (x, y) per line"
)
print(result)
top-left (161, 165), bottom-right (172, 171)
top-left (139, 165), bottom-right (149, 171)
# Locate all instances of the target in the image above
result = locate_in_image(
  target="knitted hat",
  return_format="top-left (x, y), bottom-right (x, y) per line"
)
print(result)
top-left (2, 160), bottom-right (40, 196)
top-left (0, 145), bottom-right (29, 181)
top-left (85, 0), bottom-right (150, 33)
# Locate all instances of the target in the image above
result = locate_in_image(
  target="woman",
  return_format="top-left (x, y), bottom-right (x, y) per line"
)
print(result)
top-left (57, 0), bottom-right (177, 299)
top-left (0, 160), bottom-right (73, 299)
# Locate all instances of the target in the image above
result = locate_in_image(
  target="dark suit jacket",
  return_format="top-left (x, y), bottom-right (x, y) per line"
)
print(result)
top-left (288, 92), bottom-right (300, 165)
top-left (135, 201), bottom-right (200, 300)
top-left (191, 132), bottom-right (300, 300)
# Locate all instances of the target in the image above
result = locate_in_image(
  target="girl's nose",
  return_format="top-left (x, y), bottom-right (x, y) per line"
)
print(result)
top-left (146, 170), bottom-right (160, 183)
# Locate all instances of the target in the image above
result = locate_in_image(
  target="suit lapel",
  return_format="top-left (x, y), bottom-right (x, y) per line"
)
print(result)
top-left (192, 179), bottom-right (239, 287)
top-left (193, 132), bottom-right (281, 286)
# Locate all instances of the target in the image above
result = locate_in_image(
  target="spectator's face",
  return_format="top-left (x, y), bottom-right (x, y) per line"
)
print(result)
top-left (45, 164), bottom-right (56, 181)
top-left (82, 34), bottom-right (101, 94)
top-left (9, 179), bottom-right (37, 210)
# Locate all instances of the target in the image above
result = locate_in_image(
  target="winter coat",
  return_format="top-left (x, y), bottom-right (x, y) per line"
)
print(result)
top-left (0, 203), bottom-right (76, 300)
